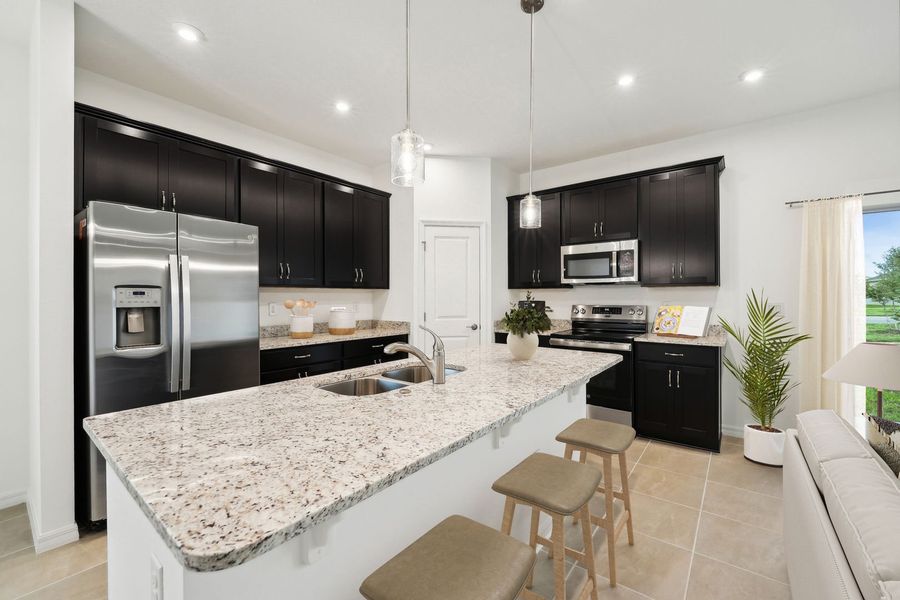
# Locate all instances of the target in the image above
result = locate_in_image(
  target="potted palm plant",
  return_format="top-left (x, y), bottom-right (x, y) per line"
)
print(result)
top-left (719, 290), bottom-right (811, 466)
top-left (500, 292), bottom-right (552, 360)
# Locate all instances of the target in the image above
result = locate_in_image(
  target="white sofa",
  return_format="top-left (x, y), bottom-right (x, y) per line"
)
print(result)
top-left (785, 410), bottom-right (900, 600)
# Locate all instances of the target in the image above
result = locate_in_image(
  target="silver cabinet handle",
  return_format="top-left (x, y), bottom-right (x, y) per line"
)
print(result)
top-left (593, 222), bottom-right (598, 237)
top-left (671, 263), bottom-right (676, 279)
top-left (171, 192), bottom-right (177, 211)
top-left (180, 255), bottom-right (192, 391)
top-left (668, 369), bottom-right (672, 388)
top-left (354, 267), bottom-right (360, 283)
top-left (469, 324), bottom-right (479, 330)
top-left (371, 344), bottom-right (385, 349)
top-left (600, 221), bottom-right (604, 237)
top-left (360, 268), bottom-right (364, 283)
top-left (664, 352), bottom-right (684, 357)
top-left (286, 262), bottom-right (291, 279)
top-left (532, 269), bottom-right (536, 283)
top-left (680, 262), bottom-right (684, 279)
top-left (168, 254), bottom-right (181, 393)
top-left (294, 354), bottom-right (311, 360)
top-left (677, 370), bottom-right (681, 389)
top-left (161, 190), bottom-right (167, 210)
top-left (279, 262), bottom-right (284, 280)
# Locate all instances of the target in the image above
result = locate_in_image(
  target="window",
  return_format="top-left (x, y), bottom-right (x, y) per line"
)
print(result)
top-left (863, 208), bottom-right (900, 419)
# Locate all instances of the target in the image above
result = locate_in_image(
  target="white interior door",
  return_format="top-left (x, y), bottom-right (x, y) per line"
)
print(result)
top-left (423, 225), bottom-right (481, 349)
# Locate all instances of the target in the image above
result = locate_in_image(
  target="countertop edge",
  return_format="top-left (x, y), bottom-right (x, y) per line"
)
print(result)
top-left (84, 354), bottom-right (621, 572)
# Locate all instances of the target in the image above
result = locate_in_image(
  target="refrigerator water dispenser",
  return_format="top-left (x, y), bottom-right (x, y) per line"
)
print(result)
top-left (115, 287), bottom-right (162, 348)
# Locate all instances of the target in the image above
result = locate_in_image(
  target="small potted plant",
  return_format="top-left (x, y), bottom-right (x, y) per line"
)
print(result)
top-left (719, 290), bottom-right (811, 466)
top-left (500, 292), bottom-right (552, 361)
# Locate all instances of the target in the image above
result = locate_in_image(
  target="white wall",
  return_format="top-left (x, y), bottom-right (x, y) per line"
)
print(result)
top-left (28, 0), bottom-right (79, 551)
top-left (0, 22), bottom-right (32, 509)
top-left (75, 69), bottom-right (374, 188)
top-left (510, 91), bottom-right (900, 434)
top-left (490, 160), bottom-right (516, 320)
top-left (371, 162), bottom-right (414, 323)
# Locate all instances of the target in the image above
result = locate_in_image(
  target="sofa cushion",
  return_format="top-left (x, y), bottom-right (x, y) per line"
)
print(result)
top-left (821, 457), bottom-right (900, 600)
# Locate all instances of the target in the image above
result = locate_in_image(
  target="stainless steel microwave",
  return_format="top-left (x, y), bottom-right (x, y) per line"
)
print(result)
top-left (560, 240), bottom-right (639, 284)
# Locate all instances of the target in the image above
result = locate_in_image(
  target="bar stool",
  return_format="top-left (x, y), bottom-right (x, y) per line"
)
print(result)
top-left (359, 515), bottom-right (543, 600)
top-left (492, 452), bottom-right (602, 600)
top-left (556, 418), bottom-right (636, 587)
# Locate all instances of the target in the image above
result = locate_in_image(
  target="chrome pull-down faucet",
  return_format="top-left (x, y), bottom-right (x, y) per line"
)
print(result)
top-left (384, 325), bottom-right (446, 384)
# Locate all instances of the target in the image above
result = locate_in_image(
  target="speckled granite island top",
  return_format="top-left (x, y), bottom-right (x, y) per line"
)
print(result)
top-left (83, 344), bottom-right (620, 572)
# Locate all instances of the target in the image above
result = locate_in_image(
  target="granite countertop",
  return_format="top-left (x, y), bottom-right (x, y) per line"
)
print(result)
top-left (83, 344), bottom-right (621, 572)
top-left (494, 319), bottom-right (571, 335)
top-left (260, 324), bottom-right (410, 351)
top-left (634, 324), bottom-right (727, 348)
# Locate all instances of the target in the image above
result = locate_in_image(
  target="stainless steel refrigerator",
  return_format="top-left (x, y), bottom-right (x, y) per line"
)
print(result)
top-left (74, 201), bottom-right (259, 524)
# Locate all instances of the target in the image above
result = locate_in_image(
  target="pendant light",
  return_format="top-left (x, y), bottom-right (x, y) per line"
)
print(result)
top-left (391, 0), bottom-right (425, 187)
top-left (519, 0), bottom-right (543, 229)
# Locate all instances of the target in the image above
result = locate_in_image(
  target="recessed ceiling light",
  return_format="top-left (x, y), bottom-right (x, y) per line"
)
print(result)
top-left (334, 101), bottom-right (351, 114)
top-left (423, 143), bottom-right (433, 152)
top-left (617, 74), bottom-right (635, 87)
top-left (173, 23), bottom-right (204, 43)
top-left (740, 68), bottom-right (765, 83)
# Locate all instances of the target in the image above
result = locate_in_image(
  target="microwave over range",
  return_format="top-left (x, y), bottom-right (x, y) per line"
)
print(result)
top-left (560, 239), bottom-right (638, 284)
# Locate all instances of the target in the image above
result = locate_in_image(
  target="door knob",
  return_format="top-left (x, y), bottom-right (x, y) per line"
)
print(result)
top-left (468, 324), bottom-right (479, 330)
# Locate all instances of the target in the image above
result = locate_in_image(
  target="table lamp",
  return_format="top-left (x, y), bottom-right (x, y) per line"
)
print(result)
top-left (823, 342), bottom-right (900, 418)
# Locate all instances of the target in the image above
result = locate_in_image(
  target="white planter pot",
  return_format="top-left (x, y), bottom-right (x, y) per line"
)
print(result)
top-left (743, 424), bottom-right (785, 467)
top-left (507, 332), bottom-right (539, 361)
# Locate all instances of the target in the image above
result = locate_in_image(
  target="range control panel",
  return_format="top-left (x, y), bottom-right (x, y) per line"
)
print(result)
top-left (115, 287), bottom-right (162, 308)
top-left (570, 304), bottom-right (647, 322)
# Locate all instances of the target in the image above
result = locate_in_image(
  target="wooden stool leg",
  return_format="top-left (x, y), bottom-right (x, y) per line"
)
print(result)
top-left (551, 513), bottom-right (567, 600)
top-left (526, 506), bottom-right (540, 588)
top-left (579, 504), bottom-right (599, 600)
top-left (564, 444), bottom-right (574, 461)
top-left (501, 496), bottom-right (516, 536)
top-left (579, 450), bottom-right (587, 464)
top-left (602, 454), bottom-right (617, 587)
top-left (618, 452), bottom-right (634, 546)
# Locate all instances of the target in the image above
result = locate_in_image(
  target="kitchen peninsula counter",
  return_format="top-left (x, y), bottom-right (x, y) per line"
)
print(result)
top-left (85, 344), bottom-right (620, 599)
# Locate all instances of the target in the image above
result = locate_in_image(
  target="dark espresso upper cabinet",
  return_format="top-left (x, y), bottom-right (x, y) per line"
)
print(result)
top-left (281, 170), bottom-right (324, 286)
top-left (324, 183), bottom-right (389, 289)
top-left (508, 193), bottom-right (564, 288)
top-left (239, 160), bottom-right (281, 286)
top-left (168, 141), bottom-right (237, 220)
top-left (82, 117), bottom-right (170, 211)
top-left (561, 178), bottom-right (638, 244)
top-left (640, 164), bottom-right (719, 286)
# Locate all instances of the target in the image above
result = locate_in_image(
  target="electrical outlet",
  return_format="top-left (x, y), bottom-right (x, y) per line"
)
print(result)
top-left (267, 302), bottom-right (277, 317)
top-left (150, 554), bottom-right (164, 600)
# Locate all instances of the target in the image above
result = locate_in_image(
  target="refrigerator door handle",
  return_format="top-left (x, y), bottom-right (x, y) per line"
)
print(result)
top-left (168, 254), bottom-right (181, 393)
top-left (181, 255), bottom-right (192, 391)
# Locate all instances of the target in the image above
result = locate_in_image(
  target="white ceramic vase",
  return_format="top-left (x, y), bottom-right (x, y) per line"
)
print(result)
top-left (743, 424), bottom-right (785, 467)
top-left (507, 332), bottom-right (539, 361)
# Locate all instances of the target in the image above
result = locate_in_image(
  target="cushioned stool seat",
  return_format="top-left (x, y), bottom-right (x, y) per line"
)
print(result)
top-left (491, 452), bottom-right (603, 515)
top-left (556, 418), bottom-right (636, 454)
top-left (360, 515), bottom-right (536, 600)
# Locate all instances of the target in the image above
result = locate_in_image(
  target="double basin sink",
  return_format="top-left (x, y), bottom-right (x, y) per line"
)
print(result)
top-left (318, 365), bottom-right (463, 396)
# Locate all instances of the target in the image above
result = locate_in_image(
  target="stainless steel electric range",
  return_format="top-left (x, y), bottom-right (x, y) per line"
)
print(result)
top-left (549, 304), bottom-right (648, 425)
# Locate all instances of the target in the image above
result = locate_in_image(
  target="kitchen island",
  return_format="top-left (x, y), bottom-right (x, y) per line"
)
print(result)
top-left (84, 344), bottom-right (620, 599)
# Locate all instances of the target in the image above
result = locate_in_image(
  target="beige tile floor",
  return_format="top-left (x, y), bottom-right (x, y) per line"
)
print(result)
top-left (0, 437), bottom-right (786, 600)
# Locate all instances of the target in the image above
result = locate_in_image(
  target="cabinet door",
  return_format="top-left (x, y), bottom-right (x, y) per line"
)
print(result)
top-left (82, 117), bottom-right (168, 211)
top-left (323, 183), bottom-right (357, 287)
top-left (281, 170), bottom-right (323, 286)
top-left (639, 172), bottom-right (678, 285)
top-left (169, 141), bottom-right (237, 220)
top-left (353, 191), bottom-right (389, 288)
top-left (672, 364), bottom-right (719, 449)
top-left (561, 186), bottom-right (600, 244)
top-left (677, 166), bottom-right (718, 285)
top-left (598, 178), bottom-right (638, 241)
top-left (508, 199), bottom-right (539, 288)
top-left (536, 193), bottom-right (562, 286)
top-left (634, 361), bottom-right (673, 439)
top-left (239, 160), bottom-right (281, 286)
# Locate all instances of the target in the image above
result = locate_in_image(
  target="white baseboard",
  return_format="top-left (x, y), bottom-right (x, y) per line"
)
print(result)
top-left (722, 424), bottom-right (745, 439)
top-left (0, 489), bottom-right (27, 511)
top-left (26, 499), bottom-right (80, 553)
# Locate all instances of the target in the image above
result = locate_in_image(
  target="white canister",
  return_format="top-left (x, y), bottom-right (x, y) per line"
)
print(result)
top-left (328, 306), bottom-right (357, 335)
top-left (290, 315), bottom-right (314, 339)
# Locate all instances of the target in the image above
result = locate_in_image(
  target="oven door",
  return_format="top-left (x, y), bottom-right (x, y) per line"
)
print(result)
top-left (560, 240), bottom-right (638, 284)
top-left (547, 338), bottom-right (633, 412)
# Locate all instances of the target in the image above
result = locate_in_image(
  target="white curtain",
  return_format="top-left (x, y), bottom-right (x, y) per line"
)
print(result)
top-left (798, 195), bottom-right (866, 422)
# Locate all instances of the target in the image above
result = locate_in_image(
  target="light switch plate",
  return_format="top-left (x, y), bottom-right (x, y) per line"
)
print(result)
top-left (268, 303), bottom-right (277, 317)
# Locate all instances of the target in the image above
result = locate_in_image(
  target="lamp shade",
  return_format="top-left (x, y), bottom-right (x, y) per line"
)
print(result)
top-left (823, 342), bottom-right (900, 390)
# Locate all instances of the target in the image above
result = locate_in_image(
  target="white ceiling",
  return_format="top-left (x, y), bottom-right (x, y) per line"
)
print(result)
top-left (74, 0), bottom-right (900, 171)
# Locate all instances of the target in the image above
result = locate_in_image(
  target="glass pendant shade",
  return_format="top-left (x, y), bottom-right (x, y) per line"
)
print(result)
top-left (390, 127), bottom-right (425, 187)
top-left (519, 193), bottom-right (541, 228)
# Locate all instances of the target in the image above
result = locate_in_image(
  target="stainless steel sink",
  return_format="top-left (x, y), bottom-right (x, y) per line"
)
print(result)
top-left (380, 365), bottom-right (465, 384)
top-left (317, 378), bottom-right (409, 396)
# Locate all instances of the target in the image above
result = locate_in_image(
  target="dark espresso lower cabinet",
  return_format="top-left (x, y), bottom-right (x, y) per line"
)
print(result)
top-left (633, 342), bottom-right (721, 451)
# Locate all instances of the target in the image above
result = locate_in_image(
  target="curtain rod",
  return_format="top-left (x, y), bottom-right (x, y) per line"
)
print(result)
top-left (785, 188), bottom-right (900, 207)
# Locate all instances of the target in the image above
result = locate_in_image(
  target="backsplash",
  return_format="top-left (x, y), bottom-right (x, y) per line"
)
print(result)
top-left (259, 288), bottom-right (376, 327)
top-left (260, 320), bottom-right (409, 338)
